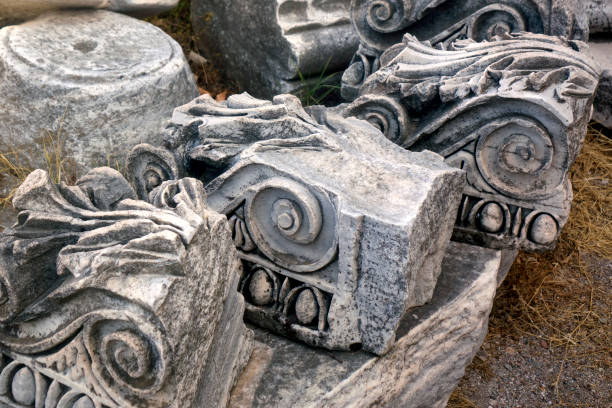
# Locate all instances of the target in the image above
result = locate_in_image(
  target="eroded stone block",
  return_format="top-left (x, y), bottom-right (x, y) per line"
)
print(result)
top-left (127, 93), bottom-right (465, 355)
top-left (229, 242), bottom-right (503, 408)
top-left (343, 33), bottom-right (601, 251)
top-left (0, 0), bottom-right (179, 21)
top-left (0, 167), bottom-right (252, 407)
top-left (191, 0), bottom-right (360, 98)
top-left (0, 10), bottom-right (198, 172)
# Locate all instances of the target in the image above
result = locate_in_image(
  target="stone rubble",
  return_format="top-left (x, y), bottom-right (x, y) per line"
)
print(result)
top-left (0, 0), bottom-right (604, 405)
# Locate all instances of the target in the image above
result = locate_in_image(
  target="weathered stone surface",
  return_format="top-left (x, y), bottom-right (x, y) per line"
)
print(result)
top-left (0, 0), bottom-right (179, 21)
top-left (229, 242), bottom-right (502, 408)
top-left (344, 0), bottom-right (590, 100)
top-left (588, 40), bottom-right (612, 128)
top-left (127, 92), bottom-right (465, 355)
top-left (343, 33), bottom-right (601, 251)
top-left (0, 167), bottom-right (252, 407)
top-left (191, 0), bottom-right (360, 98)
top-left (0, 10), bottom-right (198, 172)
top-left (587, 0), bottom-right (612, 34)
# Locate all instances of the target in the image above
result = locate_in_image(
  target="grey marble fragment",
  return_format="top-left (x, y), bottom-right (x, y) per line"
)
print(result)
top-left (0, 10), bottom-right (198, 172)
top-left (0, 0), bottom-right (179, 21)
top-left (190, 0), bottom-right (360, 98)
top-left (127, 92), bottom-right (465, 355)
top-left (229, 242), bottom-right (503, 408)
top-left (343, 33), bottom-right (601, 251)
top-left (587, 40), bottom-right (612, 129)
top-left (0, 167), bottom-right (252, 407)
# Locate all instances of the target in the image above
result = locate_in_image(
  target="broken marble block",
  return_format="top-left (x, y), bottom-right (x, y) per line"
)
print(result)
top-left (0, 0), bottom-right (179, 21)
top-left (588, 40), bottom-right (612, 128)
top-left (0, 10), bottom-right (198, 172)
top-left (343, 33), bottom-right (601, 251)
top-left (0, 168), bottom-right (252, 407)
top-left (229, 241), bottom-right (503, 408)
top-left (191, 0), bottom-right (360, 98)
top-left (343, 0), bottom-right (590, 100)
top-left (587, 0), bottom-right (612, 34)
top-left (127, 92), bottom-right (465, 355)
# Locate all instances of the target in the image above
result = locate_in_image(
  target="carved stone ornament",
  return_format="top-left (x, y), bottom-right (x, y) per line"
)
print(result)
top-left (127, 92), bottom-right (465, 355)
top-left (343, 0), bottom-right (590, 100)
top-left (342, 32), bottom-right (601, 251)
top-left (0, 167), bottom-right (253, 407)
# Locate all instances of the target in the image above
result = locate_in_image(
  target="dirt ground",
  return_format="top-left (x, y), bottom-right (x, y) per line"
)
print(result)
top-left (0, 2), bottom-right (610, 407)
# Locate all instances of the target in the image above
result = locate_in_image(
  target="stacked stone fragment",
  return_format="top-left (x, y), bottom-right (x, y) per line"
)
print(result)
top-left (0, 0), bottom-right (605, 407)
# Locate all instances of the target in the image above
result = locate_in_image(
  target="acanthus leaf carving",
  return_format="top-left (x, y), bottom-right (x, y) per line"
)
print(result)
top-left (0, 167), bottom-right (253, 407)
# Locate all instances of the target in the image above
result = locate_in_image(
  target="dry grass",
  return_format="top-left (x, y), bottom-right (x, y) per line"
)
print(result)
top-left (491, 125), bottom-right (611, 351)
top-left (0, 116), bottom-right (77, 207)
top-left (449, 124), bottom-right (612, 406)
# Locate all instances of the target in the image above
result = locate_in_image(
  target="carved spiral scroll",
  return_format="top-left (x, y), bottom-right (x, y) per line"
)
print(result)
top-left (127, 144), bottom-right (179, 200)
top-left (351, 0), bottom-right (413, 53)
top-left (0, 358), bottom-right (100, 407)
top-left (475, 117), bottom-right (567, 200)
top-left (366, 0), bottom-right (413, 33)
top-left (467, 4), bottom-right (526, 42)
top-left (84, 317), bottom-right (170, 401)
top-left (344, 95), bottom-right (412, 147)
top-left (244, 178), bottom-right (338, 273)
